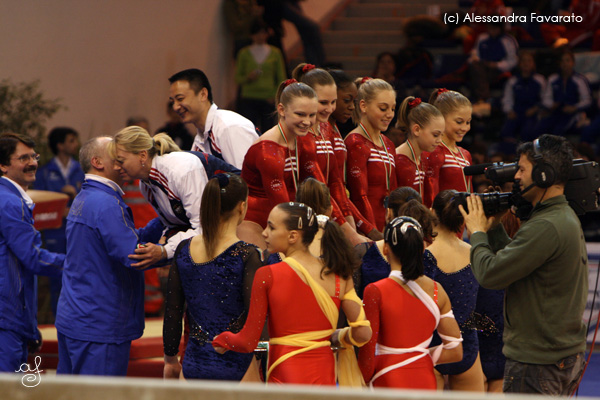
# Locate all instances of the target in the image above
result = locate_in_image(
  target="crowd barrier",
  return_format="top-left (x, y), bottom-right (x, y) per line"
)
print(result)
top-left (4, 373), bottom-right (598, 400)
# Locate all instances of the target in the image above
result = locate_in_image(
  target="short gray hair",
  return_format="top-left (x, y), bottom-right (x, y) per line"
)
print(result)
top-left (79, 137), bottom-right (110, 173)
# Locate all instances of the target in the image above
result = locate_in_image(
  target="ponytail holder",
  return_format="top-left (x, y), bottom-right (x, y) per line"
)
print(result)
top-left (215, 173), bottom-right (230, 192)
top-left (316, 214), bottom-right (329, 229)
top-left (437, 88), bottom-right (449, 95)
top-left (361, 76), bottom-right (372, 84)
top-left (408, 98), bottom-right (422, 109)
top-left (284, 78), bottom-right (297, 87)
top-left (302, 64), bottom-right (316, 73)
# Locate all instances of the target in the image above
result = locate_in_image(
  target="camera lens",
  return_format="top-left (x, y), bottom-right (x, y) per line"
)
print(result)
top-left (453, 192), bottom-right (513, 216)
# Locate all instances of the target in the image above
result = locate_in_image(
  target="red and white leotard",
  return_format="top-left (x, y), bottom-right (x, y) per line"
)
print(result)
top-left (241, 140), bottom-right (299, 228)
top-left (359, 277), bottom-right (438, 389)
top-left (395, 154), bottom-right (429, 200)
top-left (425, 144), bottom-right (472, 199)
top-left (326, 123), bottom-right (377, 235)
top-left (345, 132), bottom-right (397, 231)
top-left (297, 124), bottom-right (349, 225)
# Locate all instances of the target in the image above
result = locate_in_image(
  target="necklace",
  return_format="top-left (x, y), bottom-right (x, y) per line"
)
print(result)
top-left (441, 141), bottom-right (470, 192)
top-left (278, 123), bottom-right (299, 191)
top-left (406, 140), bottom-right (423, 198)
top-left (359, 122), bottom-right (392, 192)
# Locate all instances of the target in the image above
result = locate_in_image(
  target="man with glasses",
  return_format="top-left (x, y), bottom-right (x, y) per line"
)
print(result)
top-left (0, 133), bottom-right (64, 372)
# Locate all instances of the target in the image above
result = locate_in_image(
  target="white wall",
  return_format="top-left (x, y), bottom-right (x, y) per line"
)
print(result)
top-left (0, 0), bottom-right (343, 141)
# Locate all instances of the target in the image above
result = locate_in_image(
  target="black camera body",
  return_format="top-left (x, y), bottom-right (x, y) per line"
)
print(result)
top-left (457, 160), bottom-right (600, 218)
top-left (453, 187), bottom-right (529, 217)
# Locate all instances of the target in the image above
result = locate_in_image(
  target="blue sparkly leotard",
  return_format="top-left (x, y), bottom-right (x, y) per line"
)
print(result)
top-left (423, 249), bottom-right (479, 375)
top-left (355, 241), bottom-right (390, 299)
top-left (475, 286), bottom-right (505, 381)
top-left (163, 239), bottom-right (262, 380)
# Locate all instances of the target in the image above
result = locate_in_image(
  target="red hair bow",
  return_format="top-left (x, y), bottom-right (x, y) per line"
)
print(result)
top-left (284, 78), bottom-right (298, 87)
top-left (437, 88), bottom-right (449, 95)
top-left (408, 97), bottom-right (422, 109)
top-left (302, 64), bottom-right (316, 73)
top-left (361, 76), bottom-right (372, 84)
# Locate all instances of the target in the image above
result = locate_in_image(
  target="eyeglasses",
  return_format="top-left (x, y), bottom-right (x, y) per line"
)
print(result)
top-left (12, 153), bottom-right (40, 163)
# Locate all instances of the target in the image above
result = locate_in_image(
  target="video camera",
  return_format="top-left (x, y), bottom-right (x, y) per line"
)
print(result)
top-left (456, 159), bottom-right (600, 218)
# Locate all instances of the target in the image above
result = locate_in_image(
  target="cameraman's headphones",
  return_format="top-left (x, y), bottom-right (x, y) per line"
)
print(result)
top-left (531, 138), bottom-right (556, 189)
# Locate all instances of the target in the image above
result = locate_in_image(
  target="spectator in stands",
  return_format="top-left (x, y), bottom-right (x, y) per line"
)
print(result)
top-left (224, 0), bottom-right (265, 57)
top-left (540, 0), bottom-right (600, 50)
top-left (499, 51), bottom-right (546, 147)
top-left (537, 50), bottom-right (592, 137)
top-left (235, 19), bottom-right (287, 133)
top-left (168, 68), bottom-right (258, 167)
top-left (396, 16), bottom-right (438, 87)
top-left (463, 0), bottom-right (507, 53)
top-left (468, 20), bottom-right (519, 117)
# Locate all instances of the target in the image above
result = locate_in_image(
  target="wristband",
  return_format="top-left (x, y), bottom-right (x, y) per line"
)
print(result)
top-left (160, 245), bottom-right (166, 259)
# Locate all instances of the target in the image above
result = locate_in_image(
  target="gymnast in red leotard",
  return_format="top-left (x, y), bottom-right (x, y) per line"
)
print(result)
top-left (395, 96), bottom-right (444, 208)
top-left (327, 69), bottom-right (382, 240)
top-left (358, 216), bottom-right (463, 390)
top-left (345, 78), bottom-right (398, 232)
top-left (238, 80), bottom-right (318, 249)
top-left (214, 202), bottom-right (371, 386)
top-left (292, 63), bottom-right (367, 246)
top-left (425, 89), bottom-right (473, 200)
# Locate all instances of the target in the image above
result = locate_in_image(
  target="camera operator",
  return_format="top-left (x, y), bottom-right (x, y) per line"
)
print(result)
top-left (458, 134), bottom-right (587, 395)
